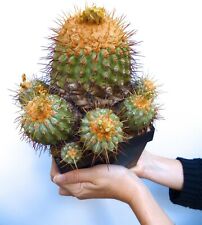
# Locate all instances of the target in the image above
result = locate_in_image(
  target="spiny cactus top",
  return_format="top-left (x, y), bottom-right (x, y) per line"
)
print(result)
top-left (15, 5), bottom-right (160, 170)
top-left (19, 74), bottom-right (48, 105)
top-left (61, 142), bottom-right (82, 165)
top-left (80, 108), bottom-right (124, 154)
top-left (21, 92), bottom-right (74, 145)
top-left (48, 5), bottom-right (135, 109)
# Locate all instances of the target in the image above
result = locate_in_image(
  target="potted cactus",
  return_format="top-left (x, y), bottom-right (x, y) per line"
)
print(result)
top-left (14, 5), bottom-right (159, 173)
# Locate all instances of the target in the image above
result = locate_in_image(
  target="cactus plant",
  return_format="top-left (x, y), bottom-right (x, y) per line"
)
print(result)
top-left (135, 77), bottom-right (158, 100)
top-left (61, 142), bottom-right (82, 165)
top-left (14, 5), bottom-right (160, 172)
top-left (18, 74), bottom-right (48, 105)
top-left (21, 93), bottom-right (74, 145)
top-left (80, 108), bottom-right (124, 155)
top-left (47, 5), bottom-right (135, 109)
top-left (120, 77), bottom-right (158, 132)
top-left (122, 93), bottom-right (157, 132)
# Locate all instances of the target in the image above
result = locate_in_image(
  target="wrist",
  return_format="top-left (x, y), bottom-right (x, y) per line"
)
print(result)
top-left (128, 179), bottom-right (149, 206)
top-left (128, 182), bottom-right (154, 224)
top-left (141, 153), bottom-right (158, 179)
top-left (124, 175), bottom-right (146, 205)
top-left (128, 181), bottom-right (173, 225)
top-left (132, 152), bottom-right (158, 179)
top-left (134, 153), bottom-right (184, 190)
top-left (120, 173), bottom-right (143, 204)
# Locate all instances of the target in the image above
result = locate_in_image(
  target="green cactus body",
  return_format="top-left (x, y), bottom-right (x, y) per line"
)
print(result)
top-left (21, 94), bottom-right (73, 145)
top-left (19, 74), bottom-right (49, 105)
top-left (61, 142), bottom-right (82, 165)
top-left (123, 94), bottom-right (156, 131)
top-left (50, 6), bottom-right (132, 92)
top-left (135, 77), bottom-right (157, 100)
top-left (80, 108), bottom-right (123, 154)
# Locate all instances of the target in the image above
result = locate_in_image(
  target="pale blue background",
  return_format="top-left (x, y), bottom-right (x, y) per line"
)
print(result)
top-left (0, 0), bottom-right (202, 224)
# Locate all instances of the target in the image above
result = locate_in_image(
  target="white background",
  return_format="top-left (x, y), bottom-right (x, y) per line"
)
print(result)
top-left (0, 0), bottom-right (202, 224)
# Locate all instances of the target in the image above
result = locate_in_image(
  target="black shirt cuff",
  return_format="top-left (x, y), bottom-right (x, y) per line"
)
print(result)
top-left (169, 157), bottom-right (202, 210)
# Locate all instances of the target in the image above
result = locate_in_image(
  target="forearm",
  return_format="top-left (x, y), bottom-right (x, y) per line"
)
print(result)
top-left (136, 153), bottom-right (184, 190)
top-left (129, 181), bottom-right (173, 225)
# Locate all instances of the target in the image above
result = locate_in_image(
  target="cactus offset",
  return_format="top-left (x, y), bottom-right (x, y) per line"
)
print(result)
top-left (61, 142), bottom-right (82, 165)
top-left (21, 94), bottom-right (73, 145)
top-left (122, 93), bottom-right (157, 132)
top-left (135, 77), bottom-right (157, 100)
top-left (80, 108), bottom-right (124, 155)
top-left (18, 74), bottom-right (48, 105)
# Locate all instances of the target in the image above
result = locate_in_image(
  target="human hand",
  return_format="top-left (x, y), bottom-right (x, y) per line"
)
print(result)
top-left (50, 159), bottom-right (143, 204)
top-left (130, 151), bottom-right (184, 190)
top-left (130, 151), bottom-right (156, 178)
top-left (50, 159), bottom-right (173, 225)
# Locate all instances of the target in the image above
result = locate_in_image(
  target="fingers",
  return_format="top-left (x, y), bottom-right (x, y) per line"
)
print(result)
top-left (53, 167), bottom-right (96, 185)
top-left (59, 184), bottom-right (83, 197)
top-left (59, 187), bottom-right (71, 196)
top-left (51, 161), bottom-right (98, 199)
top-left (58, 183), bottom-right (94, 199)
top-left (50, 158), bottom-right (59, 182)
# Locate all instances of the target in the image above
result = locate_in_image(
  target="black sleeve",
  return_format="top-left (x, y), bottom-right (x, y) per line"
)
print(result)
top-left (169, 158), bottom-right (202, 210)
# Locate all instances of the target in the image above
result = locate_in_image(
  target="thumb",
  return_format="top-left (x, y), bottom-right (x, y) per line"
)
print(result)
top-left (53, 167), bottom-right (95, 185)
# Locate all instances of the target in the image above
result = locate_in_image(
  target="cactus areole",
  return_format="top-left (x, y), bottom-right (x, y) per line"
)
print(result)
top-left (15, 5), bottom-right (159, 173)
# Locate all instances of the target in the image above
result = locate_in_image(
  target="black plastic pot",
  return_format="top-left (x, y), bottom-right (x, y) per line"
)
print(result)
top-left (54, 126), bottom-right (155, 174)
